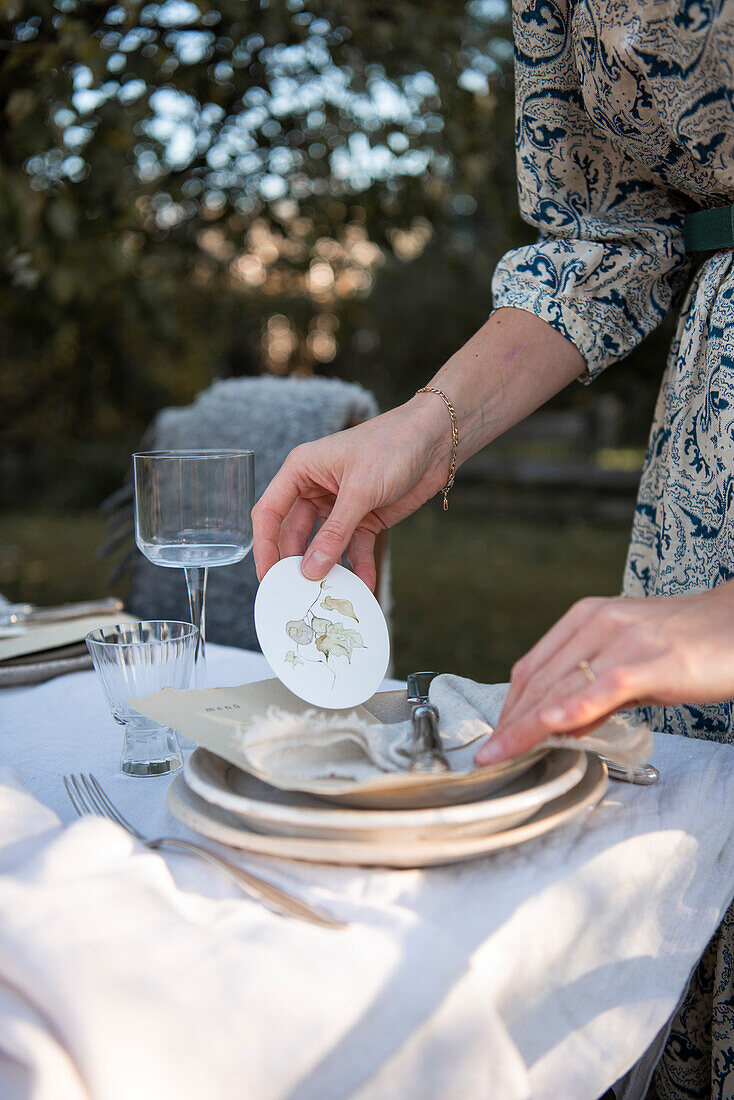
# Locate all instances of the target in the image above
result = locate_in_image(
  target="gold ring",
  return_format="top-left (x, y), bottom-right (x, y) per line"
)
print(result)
top-left (578, 659), bottom-right (596, 684)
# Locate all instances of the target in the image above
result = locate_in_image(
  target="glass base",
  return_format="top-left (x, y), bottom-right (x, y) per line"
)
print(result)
top-left (121, 725), bottom-right (183, 778)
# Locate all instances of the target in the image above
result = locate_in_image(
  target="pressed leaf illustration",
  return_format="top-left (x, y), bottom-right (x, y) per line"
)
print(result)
top-left (323, 622), bottom-right (363, 647)
top-left (283, 585), bottom-right (366, 687)
top-left (315, 631), bottom-right (352, 662)
top-left (285, 618), bottom-right (314, 644)
top-left (315, 620), bottom-right (366, 663)
top-left (321, 595), bottom-right (358, 622)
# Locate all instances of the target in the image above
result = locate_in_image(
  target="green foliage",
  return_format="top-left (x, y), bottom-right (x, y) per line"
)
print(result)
top-left (0, 0), bottom-right (669, 498)
top-left (0, 0), bottom-right (520, 455)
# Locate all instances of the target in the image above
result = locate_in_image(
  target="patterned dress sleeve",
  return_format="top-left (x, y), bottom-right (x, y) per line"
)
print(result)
top-left (492, 0), bottom-right (692, 380)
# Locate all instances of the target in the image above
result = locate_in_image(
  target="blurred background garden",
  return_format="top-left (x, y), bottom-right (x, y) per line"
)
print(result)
top-left (1, 0), bottom-right (676, 680)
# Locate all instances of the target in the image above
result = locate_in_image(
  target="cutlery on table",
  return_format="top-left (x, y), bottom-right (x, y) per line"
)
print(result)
top-left (406, 671), bottom-right (450, 773)
top-left (599, 758), bottom-right (660, 785)
top-left (0, 598), bottom-right (124, 628)
top-left (63, 773), bottom-right (347, 929)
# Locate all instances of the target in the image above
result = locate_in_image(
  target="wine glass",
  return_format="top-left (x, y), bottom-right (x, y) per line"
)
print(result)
top-left (133, 449), bottom-right (255, 685)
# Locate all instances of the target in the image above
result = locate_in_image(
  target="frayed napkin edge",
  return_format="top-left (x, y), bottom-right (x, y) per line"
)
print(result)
top-left (233, 705), bottom-right (382, 750)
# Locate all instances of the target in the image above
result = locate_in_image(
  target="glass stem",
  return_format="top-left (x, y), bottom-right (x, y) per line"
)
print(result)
top-left (184, 566), bottom-right (208, 687)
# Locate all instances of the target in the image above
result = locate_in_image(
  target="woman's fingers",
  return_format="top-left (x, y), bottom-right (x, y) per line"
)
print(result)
top-left (251, 461), bottom-right (303, 581)
top-left (474, 707), bottom-right (620, 766)
top-left (253, 449), bottom-right (378, 584)
top-left (475, 664), bottom-right (593, 765)
top-left (476, 662), bottom-right (641, 765)
top-left (536, 667), bottom-right (638, 731)
top-left (301, 485), bottom-right (373, 580)
top-left (500, 597), bottom-right (604, 721)
top-left (500, 597), bottom-right (647, 730)
top-left (498, 618), bottom-right (608, 735)
top-left (278, 498), bottom-right (321, 560)
top-left (346, 525), bottom-right (378, 592)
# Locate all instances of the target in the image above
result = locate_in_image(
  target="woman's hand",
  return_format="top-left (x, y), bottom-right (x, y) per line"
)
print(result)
top-left (252, 308), bottom-right (585, 591)
top-left (251, 395), bottom-right (452, 591)
top-left (475, 584), bottom-right (734, 765)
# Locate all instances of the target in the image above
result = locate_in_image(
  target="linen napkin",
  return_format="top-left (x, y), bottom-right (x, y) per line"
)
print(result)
top-left (0, 765), bottom-right (531, 1100)
top-left (212, 674), bottom-right (651, 792)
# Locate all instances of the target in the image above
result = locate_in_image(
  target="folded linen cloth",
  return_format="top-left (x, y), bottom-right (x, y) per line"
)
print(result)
top-left (0, 765), bottom-right (531, 1100)
top-left (229, 674), bottom-right (651, 792)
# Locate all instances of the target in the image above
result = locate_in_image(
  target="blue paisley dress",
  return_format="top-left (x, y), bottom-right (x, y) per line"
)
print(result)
top-left (491, 0), bottom-right (734, 1095)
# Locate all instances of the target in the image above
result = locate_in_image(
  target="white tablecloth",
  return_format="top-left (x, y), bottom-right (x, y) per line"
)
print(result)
top-left (2, 644), bottom-right (734, 1100)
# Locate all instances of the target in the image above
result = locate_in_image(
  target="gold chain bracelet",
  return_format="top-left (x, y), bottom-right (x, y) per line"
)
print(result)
top-left (415, 387), bottom-right (459, 510)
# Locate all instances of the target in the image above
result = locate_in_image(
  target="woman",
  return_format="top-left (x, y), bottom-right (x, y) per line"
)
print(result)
top-left (253, 1), bottom-right (732, 1094)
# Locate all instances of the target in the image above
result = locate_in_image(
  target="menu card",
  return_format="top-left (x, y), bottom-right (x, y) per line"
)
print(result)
top-left (131, 677), bottom-right (382, 770)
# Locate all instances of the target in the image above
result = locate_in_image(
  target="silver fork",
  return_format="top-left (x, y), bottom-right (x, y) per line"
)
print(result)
top-left (63, 773), bottom-right (346, 930)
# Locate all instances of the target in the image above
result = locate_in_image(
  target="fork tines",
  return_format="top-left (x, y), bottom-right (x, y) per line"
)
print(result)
top-left (63, 773), bottom-right (140, 838)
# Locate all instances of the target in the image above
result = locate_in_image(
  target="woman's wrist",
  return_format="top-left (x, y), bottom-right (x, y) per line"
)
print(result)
top-left (420, 307), bottom-right (586, 465)
top-left (397, 306), bottom-right (586, 502)
top-left (401, 390), bottom-right (458, 488)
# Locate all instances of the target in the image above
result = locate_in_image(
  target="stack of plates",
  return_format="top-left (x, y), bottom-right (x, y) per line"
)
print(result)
top-left (166, 560), bottom-right (605, 866)
top-left (167, 695), bottom-right (607, 868)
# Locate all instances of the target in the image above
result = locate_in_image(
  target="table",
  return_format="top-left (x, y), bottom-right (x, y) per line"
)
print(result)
top-left (2, 644), bottom-right (734, 1100)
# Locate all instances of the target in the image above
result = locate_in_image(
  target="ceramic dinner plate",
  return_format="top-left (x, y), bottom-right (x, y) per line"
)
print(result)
top-left (184, 747), bottom-right (588, 841)
top-left (168, 753), bottom-right (607, 868)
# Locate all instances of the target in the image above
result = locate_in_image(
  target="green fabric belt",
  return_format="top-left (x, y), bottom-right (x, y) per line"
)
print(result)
top-left (683, 204), bottom-right (734, 253)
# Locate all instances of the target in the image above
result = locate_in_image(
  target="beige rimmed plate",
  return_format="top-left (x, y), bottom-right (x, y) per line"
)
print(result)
top-left (184, 747), bottom-right (588, 841)
top-left (167, 754), bottom-right (608, 868)
top-left (289, 751), bottom-right (550, 810)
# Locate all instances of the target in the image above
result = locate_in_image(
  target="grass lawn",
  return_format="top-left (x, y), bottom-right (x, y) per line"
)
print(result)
top-left (390, 507), bottom-right (630, 681)
top-left (1, 507), bottom-right (631, 685)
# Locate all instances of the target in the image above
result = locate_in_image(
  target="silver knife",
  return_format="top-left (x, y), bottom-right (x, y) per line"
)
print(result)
top-left (406, 671), bottom-right (450, 773)
top-left (0, 597), bottom-right (124, 627)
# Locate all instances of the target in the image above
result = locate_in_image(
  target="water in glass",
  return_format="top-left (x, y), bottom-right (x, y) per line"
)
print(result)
top-left (133, 449), bottom-right (255, 685)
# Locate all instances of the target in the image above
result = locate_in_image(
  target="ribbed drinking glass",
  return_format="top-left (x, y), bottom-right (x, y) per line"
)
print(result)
top-left (86, 620), bottom-right (197, 776)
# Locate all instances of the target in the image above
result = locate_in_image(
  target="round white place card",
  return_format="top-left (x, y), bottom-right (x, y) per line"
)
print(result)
top-left (254, 556), bottom-right (390, 710)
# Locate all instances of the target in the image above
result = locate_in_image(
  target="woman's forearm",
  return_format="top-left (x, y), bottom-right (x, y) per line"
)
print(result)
top-left (253, 306), bottom-right (587, 584)
top-left (408, 306), bottom-right (586, 469)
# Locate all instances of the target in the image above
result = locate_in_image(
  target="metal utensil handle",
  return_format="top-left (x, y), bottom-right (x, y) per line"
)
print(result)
top-left (602, 759), bottom-right (660, 785)
top-left (26, 598), bottom-right (124, 624)
top-left (410, 704), bottom-right (450, 772)
top-left (412, 704), bottom-right (441, 753)
top-left (149, 836), bottom-right (347, 928)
